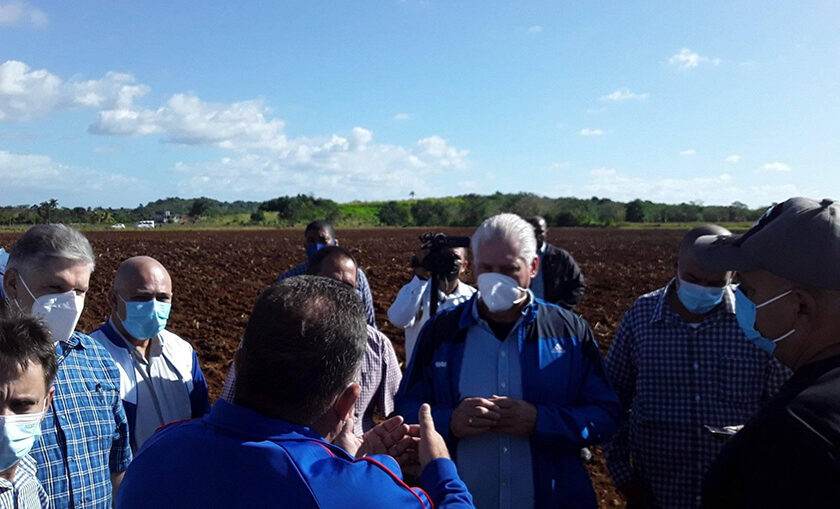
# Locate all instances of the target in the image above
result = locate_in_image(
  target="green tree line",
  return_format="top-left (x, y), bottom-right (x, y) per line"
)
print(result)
top-left (0, 194), bottom-right (767, 228)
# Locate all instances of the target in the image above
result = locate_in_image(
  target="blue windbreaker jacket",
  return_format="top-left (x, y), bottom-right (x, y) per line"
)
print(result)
top-left (116, 400), bottom-right (474, 509)
top-left (395, 296), bottom-right (621, 508)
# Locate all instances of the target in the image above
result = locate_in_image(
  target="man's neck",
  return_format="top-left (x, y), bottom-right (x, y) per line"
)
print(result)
top-left (477, 297), bottom-right (528, 325)
top-left (0, 464), bottom-right (17, 483)
top-left (441, 278), bottom-right (460, 295)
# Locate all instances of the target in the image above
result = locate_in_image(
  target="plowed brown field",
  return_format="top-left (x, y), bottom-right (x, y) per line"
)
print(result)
top-left (0, 227), bottom-right (684, 508)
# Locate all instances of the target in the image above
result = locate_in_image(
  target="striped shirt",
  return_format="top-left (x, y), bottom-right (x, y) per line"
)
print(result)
top-left (277, 263), bottom-right (377, 328)
top-left (220, 325), bottom-right (402, 436)
top-left (30, 331), bottom-right (133, 509)
top-left (603, 280), bottom-right (791, 509)
top-left (0, 456), bottom-right (49, 509)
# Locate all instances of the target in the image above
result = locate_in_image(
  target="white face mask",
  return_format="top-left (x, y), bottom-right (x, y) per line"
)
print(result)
top-left (18, 275), bottom-right (84, 343)
top-left (477, 273), bottom-right (528, 312)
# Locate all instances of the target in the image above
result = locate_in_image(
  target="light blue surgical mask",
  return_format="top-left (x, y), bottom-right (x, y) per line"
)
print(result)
top-left (119, 295), bottom-right (171, 340)
top-left (0, 401), bottom-right (46, 472)
top-left (734, 287), bottom-right (796, 354)
top-left (677, 278), bottom-right (725, 314)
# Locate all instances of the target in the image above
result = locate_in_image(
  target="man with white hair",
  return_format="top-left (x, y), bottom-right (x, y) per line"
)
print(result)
top-left (2, 225), bottom-right (132, 509)
top-left (695, 198), bottom-right (840, 508)
top-left (395, 213), bottom-right (620, 509)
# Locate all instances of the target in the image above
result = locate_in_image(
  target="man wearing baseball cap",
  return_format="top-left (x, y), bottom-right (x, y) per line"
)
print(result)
top-left (694, 197), bottom-right (840, 508)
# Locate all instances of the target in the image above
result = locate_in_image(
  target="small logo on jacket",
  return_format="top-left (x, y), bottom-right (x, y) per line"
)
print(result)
top-left (435, 361), bottom-right (447, 368)
top-left (552, 344), bottom-right (564, 354)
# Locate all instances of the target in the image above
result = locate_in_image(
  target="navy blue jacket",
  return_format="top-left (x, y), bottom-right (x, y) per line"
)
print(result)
top-left (395, 295), bottom-right (621, 508)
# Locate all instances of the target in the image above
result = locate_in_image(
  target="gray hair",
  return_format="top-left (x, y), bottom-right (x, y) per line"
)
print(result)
top-left (472, 213), bottom-right (538, 266)
top-left (7, 224), bottom-right (96, 275)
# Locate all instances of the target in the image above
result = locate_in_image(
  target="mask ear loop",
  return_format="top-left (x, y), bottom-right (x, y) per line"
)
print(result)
top-left (755, 289), bottom-right (796, 343)
top-left (755, 289), bottom-right (793, 309)
top-left (15, 274), bottom-right (38, 311)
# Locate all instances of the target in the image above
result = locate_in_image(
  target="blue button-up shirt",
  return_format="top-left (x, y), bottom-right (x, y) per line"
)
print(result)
top-left (30, 331), bottom-right (132, 509)
top-left (456, 298), bottom-right (535, 509)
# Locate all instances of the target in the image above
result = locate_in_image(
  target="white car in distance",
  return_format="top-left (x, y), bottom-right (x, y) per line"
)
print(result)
top-left (134, 220), bottom-right (156, 228)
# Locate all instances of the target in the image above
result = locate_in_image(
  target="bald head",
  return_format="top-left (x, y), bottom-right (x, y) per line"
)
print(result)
top-left (679, 224), bottom-right (730, 261)
top-left (110, 257), bottom-right (173, 335)
top-left (677, 225), bottom-right (733, 288)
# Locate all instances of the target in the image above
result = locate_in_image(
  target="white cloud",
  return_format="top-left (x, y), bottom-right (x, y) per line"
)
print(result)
top-left (580, 168), bottom-right (743, 205)
top-left (0, 150), bottom-right (146, 206)
top-left (551, 162), bottom-right (570, 170)
top-left (1, 59), bottom-right (472, 202)
top-left (526, 25), bottom-right (542, 34)
top-left (679, 149), bottom-right (696, 156)
top-left (393, 112), bottom-right (410, 121)
top-left (600, 88), bottom-right (649, 102)
top-left (579, 128), bottom-right (604, 136)
top-left (725, 154), bottom-right (741, 163)
top-left (668, 48), bottom-right (721, 69)
top-left (0, 2), bottom-right (48, 27)
top-left (89, 93), bottom-right (288, 150)
top-left (760, 162), bottom-right (791, 172)
top-left (173, 133), bottom-right (469, 201)
top-left (0, 60), bottom-right (149, 122)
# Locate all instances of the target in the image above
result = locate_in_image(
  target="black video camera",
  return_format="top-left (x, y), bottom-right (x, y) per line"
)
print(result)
top-left (410, 233), bottom-right (471, 315)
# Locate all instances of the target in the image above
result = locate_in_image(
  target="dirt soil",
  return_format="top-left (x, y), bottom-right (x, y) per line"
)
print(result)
top-left (0, 227), bottom-right (684, 508)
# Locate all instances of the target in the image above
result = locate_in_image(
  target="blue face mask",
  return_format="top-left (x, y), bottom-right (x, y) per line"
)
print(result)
top-left (734, 287), bottom-right (795, 354)
top-left (306, 243), bottom-right (327, 259)
top-left (0, 401), bottom-right (46, 471)
top-left (119, 296), bottom-right (171, 340)
top-left (677, 278), bottom-right (725, 314)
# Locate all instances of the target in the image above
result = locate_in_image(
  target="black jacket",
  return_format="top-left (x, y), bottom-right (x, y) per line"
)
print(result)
top-left (540, 243), bottom-right (586, 309)
top-left (701, 354), bottom-right (840, 508)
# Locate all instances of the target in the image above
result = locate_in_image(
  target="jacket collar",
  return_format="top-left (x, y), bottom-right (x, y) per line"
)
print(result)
top-left (458, 292), bottom-right (538, 331)
top-left (99, 318), bottom-right (164, 350)
top-left (207, 399), bottom-right (325, 443)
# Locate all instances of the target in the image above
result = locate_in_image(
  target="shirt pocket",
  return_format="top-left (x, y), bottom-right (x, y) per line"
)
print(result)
top-left (81, 379), bottom-right (119, 451)
top-left (716, 356), bottom-right (764, 406)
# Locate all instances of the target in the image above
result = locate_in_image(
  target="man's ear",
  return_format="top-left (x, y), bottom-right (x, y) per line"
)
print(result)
top-left (107, 287), bottom-right (119, 315)
top-left (332, 382), bottom-right (361, 422)
top-left (793, 288), bottom-right (819, 333)
top-left (529, 256), bottom-right (540, 279)
top-left (3, 267), bottom-right (18, 300)
top-left (45, 386), bottom-right (55, 412)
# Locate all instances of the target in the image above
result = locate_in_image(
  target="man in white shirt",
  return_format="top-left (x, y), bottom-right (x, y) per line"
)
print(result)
top-left (90, 256), bottom-right (209, 452)
top-left (388, 244), bottom-right (475, 365)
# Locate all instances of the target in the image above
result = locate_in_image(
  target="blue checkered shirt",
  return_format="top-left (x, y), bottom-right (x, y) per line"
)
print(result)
top-left (30, 331), bottom-right (132, 509)
top-left (0, 456), bottom-right (49, 509)
top-left (278, 262), bottom-right (377, 328)
top-left (603, 281), bottom-right (791, 509)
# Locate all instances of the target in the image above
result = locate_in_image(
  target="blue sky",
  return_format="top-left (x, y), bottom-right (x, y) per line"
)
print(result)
top-left (0, 1), bottom-right (837, 208)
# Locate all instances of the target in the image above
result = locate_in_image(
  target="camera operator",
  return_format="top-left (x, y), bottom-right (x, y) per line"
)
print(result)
top-left (388, 236), bottom-right (476, 365)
